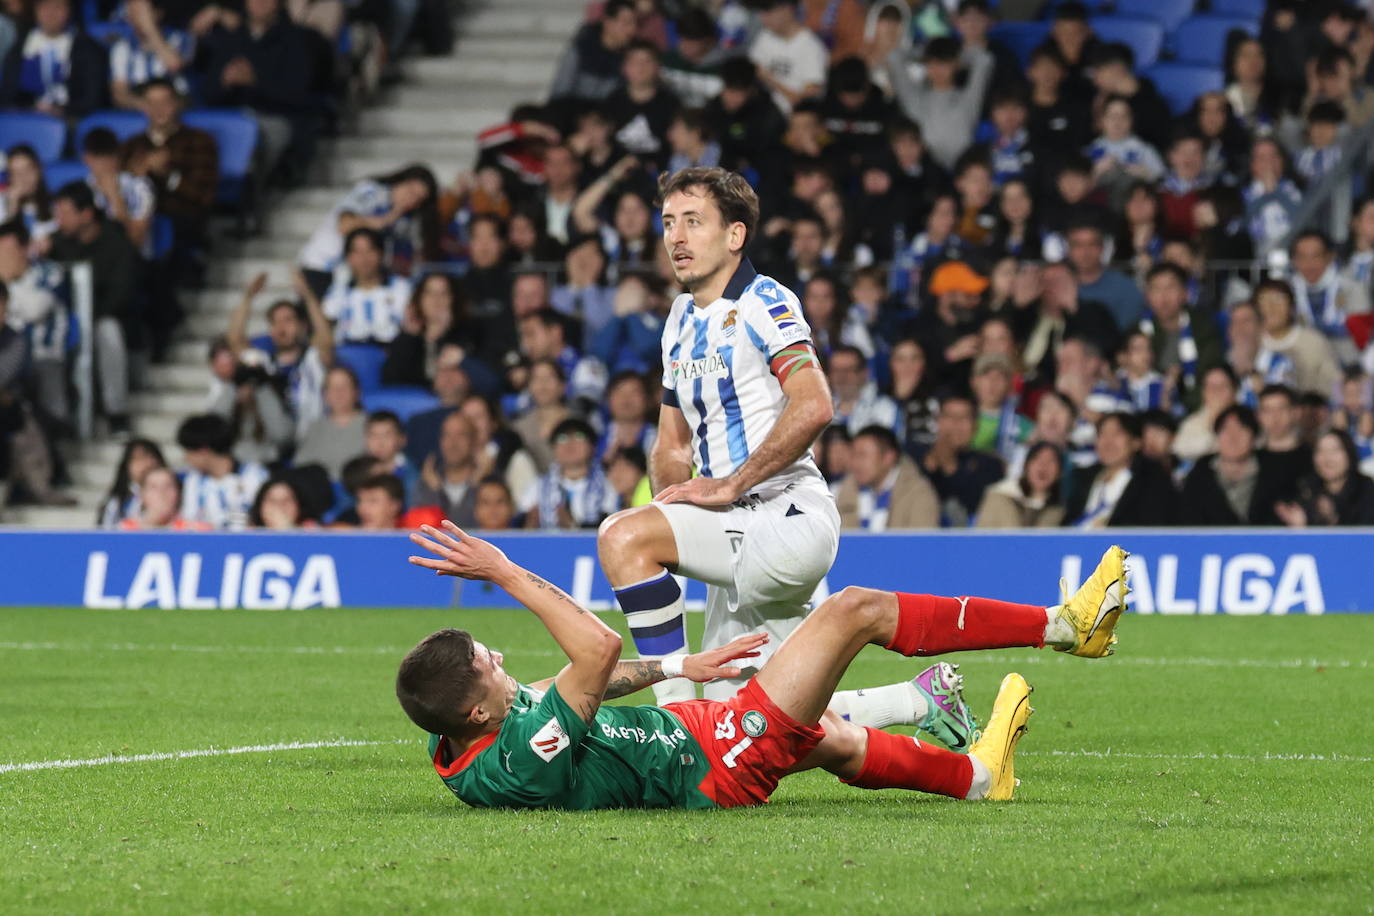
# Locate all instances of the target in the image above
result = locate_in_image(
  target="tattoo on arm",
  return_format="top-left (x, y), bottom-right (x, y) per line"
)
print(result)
top-left (523, 571), bottom-right (587, 614)
top-left (577, 693), bottom-right (601, 724)
top-left (601, 660), bottom-right (665, 700)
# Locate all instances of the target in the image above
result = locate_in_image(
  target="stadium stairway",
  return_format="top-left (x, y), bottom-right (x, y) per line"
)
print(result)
top-left (7, 0), bottom-right (577, 527)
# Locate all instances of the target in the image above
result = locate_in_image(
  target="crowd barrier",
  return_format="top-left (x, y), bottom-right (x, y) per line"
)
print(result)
top-left (0, 528), bottom-right (1366, 614)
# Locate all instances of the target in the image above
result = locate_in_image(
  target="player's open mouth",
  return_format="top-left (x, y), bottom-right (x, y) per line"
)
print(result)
top-left (673, 251), bottom-right (692, 267)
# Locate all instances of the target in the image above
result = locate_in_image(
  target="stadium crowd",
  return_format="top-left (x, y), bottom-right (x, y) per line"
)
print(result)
top-left (0, 0), bottom-right (452, 511)
top-left (52, 0), bottom-right (1374, 531)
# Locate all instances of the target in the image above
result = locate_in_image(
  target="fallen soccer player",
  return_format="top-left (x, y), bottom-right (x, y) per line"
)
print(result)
top-left (399, 522), bottom-right (1128, 809)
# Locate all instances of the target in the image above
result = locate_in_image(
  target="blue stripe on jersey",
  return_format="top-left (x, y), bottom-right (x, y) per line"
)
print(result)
top-left (744, 321), bottom-right (769, 357)
top-left (689, 317), bottom-right (711, 477)
top-left (715, 345), bottom-right (749, 467)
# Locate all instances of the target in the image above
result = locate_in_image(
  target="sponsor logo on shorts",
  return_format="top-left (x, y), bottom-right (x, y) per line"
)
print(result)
top-left (529, 717), bottom-right (570, 762)
top-left (741, 710), bottom-right (768, 738)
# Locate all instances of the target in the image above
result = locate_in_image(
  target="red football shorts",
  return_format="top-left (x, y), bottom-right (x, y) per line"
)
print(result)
top-left (665, 678), bottom-right (825, 808)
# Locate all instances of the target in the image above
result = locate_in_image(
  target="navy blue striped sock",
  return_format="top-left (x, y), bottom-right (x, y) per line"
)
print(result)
top-left (614, 570), bottom-right (688, 663)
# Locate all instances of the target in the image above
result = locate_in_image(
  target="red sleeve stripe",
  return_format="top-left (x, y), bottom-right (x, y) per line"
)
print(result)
top-left (770, 344), bottom-right (819, 384)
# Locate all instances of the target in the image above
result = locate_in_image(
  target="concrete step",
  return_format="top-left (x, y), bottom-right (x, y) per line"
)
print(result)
top-left (70, 439), bottom-right (185, 467)
top-left (146, 363), bottom-right (210, 391)
top-left (379, 84), bottom-right (534, 113)
top-left (405, 56), bottom-right (553, 88)
top-left (185, 285), bottom-right (294, 317)
top-left (358, 106), bottom-right (511, 136)
top-left (451, 35), bottom-right (567, 62)
top-left (459, 7), bottom-right (582, 38)
top-left (2, 504), bottom-right (99, 527)
top-left (180, 311), bottom-right (267, 342)
top-left (131, 412), bottom-right (183, 443)
top-left (131, 390), bottom-right (207, 417)
top-left (206, 257), bottom-right (295, 290)
top-left (333, 135), bottom-right (476, 163)
top-left (325, 154), bottom-right (470, 186)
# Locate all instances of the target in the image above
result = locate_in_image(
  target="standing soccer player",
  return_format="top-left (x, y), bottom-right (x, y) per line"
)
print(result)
top-left (598, 167), bottom-right (841, 705)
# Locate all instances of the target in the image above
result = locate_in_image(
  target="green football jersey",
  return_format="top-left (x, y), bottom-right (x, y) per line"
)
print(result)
top-left (428, 682), bottom-right (716, 810)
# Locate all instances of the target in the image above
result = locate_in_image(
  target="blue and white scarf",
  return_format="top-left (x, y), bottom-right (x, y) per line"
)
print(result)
top-left (1293, 264), bottom-right (1353, 340)
top-left (535, 464), bottom-right (615, 529)
top-left (1116, 370), bottom-right (1167, 412)
top-left (1140, 313), bottom-right (1199, 392)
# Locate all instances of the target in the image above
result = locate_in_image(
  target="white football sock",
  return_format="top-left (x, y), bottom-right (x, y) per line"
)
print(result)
top-left (829, 682), bottom-right (929, 729)
top-left (1043, 605), bottom-right (1075, 648)
top-left (964, 755), bottom-right (992, 800)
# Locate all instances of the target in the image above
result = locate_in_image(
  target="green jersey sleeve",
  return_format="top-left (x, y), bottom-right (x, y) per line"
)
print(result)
top-left (449, 683), bottom-right (592, 807)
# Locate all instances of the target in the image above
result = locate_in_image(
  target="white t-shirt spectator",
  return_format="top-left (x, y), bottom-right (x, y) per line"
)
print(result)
top-left (5, 259), bottom-right (65, 360)
top-left (109, 29), bottom-right (194, 94)
top-left (299, 180), bottom-right (411, 273)
top-left (748, 26), bottom-right (826, 114)
top-left (180, 462), bottom-right (269, 530)
top-left (322, 274), bottom-right (412, 344)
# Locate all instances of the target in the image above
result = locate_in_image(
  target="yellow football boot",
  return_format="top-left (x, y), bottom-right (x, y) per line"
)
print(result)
top-left (1054, 545), bottom-right (1129, 658)
top-left (969, 672), bottom-right (1033, 801)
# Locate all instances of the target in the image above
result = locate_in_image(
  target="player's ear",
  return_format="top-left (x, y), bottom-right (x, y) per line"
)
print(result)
top-left (728, 221), bottom-right (745, 254)
top-left (466, 704), bottom-right (489, 726)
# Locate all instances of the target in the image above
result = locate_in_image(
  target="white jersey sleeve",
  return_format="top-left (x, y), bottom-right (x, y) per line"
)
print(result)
top-left (737, 275), bottom-right (813, 360)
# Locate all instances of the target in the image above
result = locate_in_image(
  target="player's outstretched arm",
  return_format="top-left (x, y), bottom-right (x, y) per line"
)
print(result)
top-left (530, 632), bottom-right (769, 698)
top-left (657, 358), bottom-right (833, 506)
top-left (408, 522), bottom-right (622, 723)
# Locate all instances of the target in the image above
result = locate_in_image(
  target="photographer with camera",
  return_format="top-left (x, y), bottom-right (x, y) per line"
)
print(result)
top-left (225, 270), bottom-right (335, 439)
top-left (205, 335), bottom-right (295, 466)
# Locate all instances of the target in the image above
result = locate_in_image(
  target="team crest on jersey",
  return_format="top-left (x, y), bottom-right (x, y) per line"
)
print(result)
top-left (722, 309), bottom-right (738, 337)
top-left (741, 710), bottom-right (768, 737)
top-left (672, 352), bottom-right (729, 381)
top-left (529, 717), bottom-right (570, 762)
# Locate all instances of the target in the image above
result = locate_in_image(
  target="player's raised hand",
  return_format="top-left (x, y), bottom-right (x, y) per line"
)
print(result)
top-left (682, 632), bottom-right (769, 682)
top-left (654, 476), bottom-right (741, 507)
top-left (408, 521), bottom-right (511, 581)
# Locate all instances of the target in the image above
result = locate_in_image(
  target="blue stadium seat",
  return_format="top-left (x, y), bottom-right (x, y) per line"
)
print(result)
top-left (989, 21), bottom-right (1050, 66)
top-left (1090, 16), bottom-right (1165, 68)
top-left (151, 214), bottom-right (175, 260)
top-left (43, 159), bottom-right (89, 190)
top-left (1112, 0), bottom-right (1195, 31)
top-left (1170, 15), bottom-right (1259, 66)
top-left (1209, 0), bottom-right (1265, 18)
top-left (0, 113), bottom-right (67, 163)
top-left (335, 343), bottom-right (388, 394)
top-left (181, 109), bottom-right (258, 206)
top-left (363, 386), bottom-right (441, 421)
top-left (75, 110), bottom-right (149, 150)
top-left (1145, 63), bottom-right (1224, 114)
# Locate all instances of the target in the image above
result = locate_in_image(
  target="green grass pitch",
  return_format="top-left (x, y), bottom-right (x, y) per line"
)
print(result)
top-left (2, 606), bottom-right (1372, 913)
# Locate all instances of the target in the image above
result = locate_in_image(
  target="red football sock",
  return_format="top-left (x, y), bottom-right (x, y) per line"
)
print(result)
top-left (841, 727), bottom-right (973, 799)
top-left (885, 592), bottom-right (1046, 656)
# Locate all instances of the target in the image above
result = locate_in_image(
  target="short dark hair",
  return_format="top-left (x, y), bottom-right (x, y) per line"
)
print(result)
top-left (676, 6), bottom-right (717, 41)
top-left (853, 424), bottom-right (900, 454)
top-left (1308, 100), bottom-right (1346, 126)
top-left (603, 0), bottom-right (635, 18)
top-left (888, 117), bottom-right (923, 143)
top-left (1292, 229), bottom-right (1333, 254)
top-left (1214, 404), bottom-right (1259, 437)
top-left (1258, 383), bottom-right (1297, 406)
top-left (344, 226), bottom-right (385, 255)
top-left (924, 36), bottom-right (961, 61)
top-left (0, 217), bottom-right (30, 246)
top-left (1098, 411), bottom-right (1142, 438)
top-left (1203, 363), bottom-right (1239, 389)
top-left (827, 344), bottom-right (867, 369)
top-left (609, 444), bottom-right (648, 474)
top-left (720, 56), bottom-right (757, 90)
top-left (357, 472), bottom-right (404, 504)
top-left (656, 166), bottom-right (760, 248)
top-left (1091, 41), bottom-right (1134, 71)
top-left (138, 76), bottom-right (180, 98)
top-left (176, 414), bottom-right (235, 455)
top-left (366, 410), bottom-right (404, 434)
top-left (396, 628), bottom-right (480, 736)
top-left (1146, 262), bottom-right (1189, 287)
top-left (53, 181), bottom-right (97, 215)
top-left (1053, 0), bottom-right (1088, 21)
top-left (81, 127), bottom-right (120, 157)
top-left (831, 56), bottom-right (870, 94)
top-left (551, 416), bottom-right (596, 445)
top-left (342, 454), bottom-right (383, 494)
top-left (1139, 408), bottom-right (1177, 434)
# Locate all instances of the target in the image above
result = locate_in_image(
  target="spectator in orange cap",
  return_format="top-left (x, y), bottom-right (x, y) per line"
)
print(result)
top-left (907, 260), bottom-right (990, 389)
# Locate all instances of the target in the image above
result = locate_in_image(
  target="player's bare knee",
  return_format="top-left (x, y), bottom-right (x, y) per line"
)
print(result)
top-left (824, 586), bottom-right (886, 624)
top-left (597, 509), bottom-right (642, 563)
top-left (818, 710), bottom-right (868, 777)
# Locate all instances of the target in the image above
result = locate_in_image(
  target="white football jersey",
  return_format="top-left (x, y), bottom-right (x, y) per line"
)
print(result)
top-left (660, 259), bottom-right (823, 490)
top-left (180, 463), bottom-right (270, 530)
top-left (323, 274), bottom-right (412, 344)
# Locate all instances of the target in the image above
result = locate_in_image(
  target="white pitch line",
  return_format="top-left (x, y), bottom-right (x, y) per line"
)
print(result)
top-left (0, 641), bottom-right (564, 658)
top-left (0, 738), bottom-right (415, 775)
top-left (1021, 748), bottom-right (1374, 764)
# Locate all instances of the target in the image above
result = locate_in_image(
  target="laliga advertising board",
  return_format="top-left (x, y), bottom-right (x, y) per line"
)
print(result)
top-left (0, 529), bottom-right (1362, 613)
